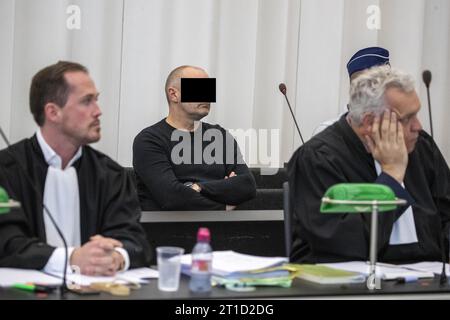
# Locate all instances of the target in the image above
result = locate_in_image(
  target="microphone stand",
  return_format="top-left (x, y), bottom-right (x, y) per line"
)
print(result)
top-left (279, 83), bottom-right (305, 144)
top-left (425, 85), bottom-right (434, 138)
top-left (422, 70), bottom-right (434, 138)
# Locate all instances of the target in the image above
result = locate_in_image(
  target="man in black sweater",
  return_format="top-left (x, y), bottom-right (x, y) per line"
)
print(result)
top-left (133, 65), bottom-right (256, 211)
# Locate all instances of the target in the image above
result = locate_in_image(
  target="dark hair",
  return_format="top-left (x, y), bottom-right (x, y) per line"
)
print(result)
top-left (29, 61), bottom-right (88, 126)
top-left (165, 65), bottom-right (204, 104)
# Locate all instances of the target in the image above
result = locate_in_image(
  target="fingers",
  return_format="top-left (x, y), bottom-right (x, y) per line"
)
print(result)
top-left (83, 264), bottom-right (116, 276)
top-left (364, 135), bottom-right (375, 154)
top-left (80, 250), bottom-right (118, 276)
top-left (90, 255), bottom-right (114, 267)
top-left (380, 111), bottom-right (390, 141)
top-left (90, 235), bottom-right (123, 250)
top-left (371, 114), bottom-right (381, 145)
top-left (397, 117), bottom-right (405, 144)
top-left (372, 111), bottom-right (399, 145)
top-left (225, 171), bottom-right (237, 179)
top-left (388, 112), bottom-right (398, 143)
top-left (87, 247), bottom-right (108, 257)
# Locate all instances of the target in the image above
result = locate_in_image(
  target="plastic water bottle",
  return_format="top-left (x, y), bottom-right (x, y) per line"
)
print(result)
top-left (189, 227), bottom-right (213, 292)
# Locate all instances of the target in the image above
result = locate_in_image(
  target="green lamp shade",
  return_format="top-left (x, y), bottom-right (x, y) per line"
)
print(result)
top-left (321, 183), bottom-right (399, 213)
top-left (0, 186), bottom-right (10, 214)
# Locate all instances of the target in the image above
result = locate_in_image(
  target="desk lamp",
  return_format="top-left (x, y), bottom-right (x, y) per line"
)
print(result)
top-left (0, 186), bottom-right (20, 214)
top-left (321, 183), bottom-right (407, 289)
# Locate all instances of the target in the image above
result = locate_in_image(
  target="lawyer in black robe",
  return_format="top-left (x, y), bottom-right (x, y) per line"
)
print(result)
top-left (288, 114), bottom-right (450, 264)
top-left (0, 136), bottom-right (151, 269)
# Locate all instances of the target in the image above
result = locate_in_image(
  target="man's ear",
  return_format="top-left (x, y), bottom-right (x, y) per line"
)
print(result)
top-left (43, 103), bottom-right (61, 123)
top-left (361, 113), bottom-right (375, 135)
top-left (167, 87), bottom-right (179, 104)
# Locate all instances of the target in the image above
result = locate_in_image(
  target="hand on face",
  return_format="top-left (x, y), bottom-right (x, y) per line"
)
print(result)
top-left (364, 111), bottom-right (408, 183)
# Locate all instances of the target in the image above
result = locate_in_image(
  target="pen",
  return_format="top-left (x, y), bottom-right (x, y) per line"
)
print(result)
top-left (12, 283), bottom-right (55, 293)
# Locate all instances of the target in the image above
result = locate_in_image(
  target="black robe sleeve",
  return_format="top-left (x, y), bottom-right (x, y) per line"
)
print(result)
top-left (0, 209), bottom-right (55, 269)
top-left (0, 154), bottom-right (55, 269)
top-left (96, 161), bottom-right (152, 268)
top-left (430, 138), bottom-right (450, 240)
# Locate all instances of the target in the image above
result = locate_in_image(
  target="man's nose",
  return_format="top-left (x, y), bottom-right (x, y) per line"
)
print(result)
top-left (94, 102), bottom-right (102, 117)
top-left (412, 116), bottom-right (422, 132)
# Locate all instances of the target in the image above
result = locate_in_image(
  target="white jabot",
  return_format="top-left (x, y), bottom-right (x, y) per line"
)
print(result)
top-left (37, 130), bottom-right (130, 273)
top-left (374, 161), bottom-right (418, 245)
top-left (36, 129), bottom-right (82, 249)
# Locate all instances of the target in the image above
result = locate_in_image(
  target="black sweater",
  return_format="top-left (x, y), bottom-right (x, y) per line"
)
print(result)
top-left (133, 119), bottom-right (256, 210)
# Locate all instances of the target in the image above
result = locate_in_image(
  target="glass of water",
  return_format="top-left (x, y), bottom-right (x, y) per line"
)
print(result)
top-left (156, 246), bottom-right (184, 292)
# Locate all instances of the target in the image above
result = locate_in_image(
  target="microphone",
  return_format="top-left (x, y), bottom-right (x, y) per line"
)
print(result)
top-left (0, 126), bottom-right (69, 298)
top-left (279, 83), bottom-right (305, 144)
top-left (422, 70), bottom-right (433, 137)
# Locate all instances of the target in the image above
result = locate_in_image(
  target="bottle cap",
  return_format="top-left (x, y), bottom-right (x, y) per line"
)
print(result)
top-left (197, 227), bottom-right (210, 242)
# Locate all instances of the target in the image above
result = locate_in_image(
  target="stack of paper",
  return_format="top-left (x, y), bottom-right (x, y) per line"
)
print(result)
top-left (398, 262), bottom-right (450, 276)
top-left (287, 264), bottom-right (366, 284)
top-left (49, 267), bottom-right (159, 286)
top-left (0, 268), bottom-right (62, 287)
top-left (320, 261), bottom-right (435, 280)
top-left (181, 250), bottom-right (288, 277)
top-left (181, 251), bottom-right (290, 288)
top-left (0, 267), bottom-right (159, 288)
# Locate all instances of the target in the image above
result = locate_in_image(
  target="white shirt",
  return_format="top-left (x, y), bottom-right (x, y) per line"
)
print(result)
top-left (374, 161), bottom-right (418, 245)
top-left (37, 130), bottom-right (129, 274)
top-left (312, 109), bottom-right (347, 137)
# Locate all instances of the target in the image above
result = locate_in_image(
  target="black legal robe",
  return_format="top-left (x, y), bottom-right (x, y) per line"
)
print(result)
top-left (0, 135), bottom-right (151, 269)
top-left (288, 114), bottom-right (450, 264)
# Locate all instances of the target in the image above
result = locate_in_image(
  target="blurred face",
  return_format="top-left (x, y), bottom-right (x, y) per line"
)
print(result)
top-left (170, 68), bottom-right (211, 121)
top-left (385, 87), bottom-right (422, 153)
top-left (57, 71), bottom-right (102, 145)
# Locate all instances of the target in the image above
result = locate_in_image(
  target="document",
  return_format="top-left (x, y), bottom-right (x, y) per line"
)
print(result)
top-left (289, 264), bottom-right (366, 284)
top-left (181, 250), bottom-right (288, 276)
top-left (320, 261), bottom-right (435, 280)
top-left (398, 262), bottom-right (450, 276)
top-left (0, 268), bottom-right (62, 287)
top-left (49, 267), bottom-right (159, 286)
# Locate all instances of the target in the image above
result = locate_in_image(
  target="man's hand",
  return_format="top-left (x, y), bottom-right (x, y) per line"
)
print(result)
top-left (225, 172), bottom-right (237, 210)
top-left (70, 235), bottom-right (124, 276)
top-left (224, 171), bottom-right (237, 179)
top-left (191, 172), bottom-right (238, 209)
top-left (365, 111), bottom-right (408, 183)
top-left (191, 183), bottom-right (202, 192)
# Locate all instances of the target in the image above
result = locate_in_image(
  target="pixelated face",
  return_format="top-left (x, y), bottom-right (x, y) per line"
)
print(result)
top-left (178, 68), bottom-right (211, 120)
top-left (58, 71), bottom-right (102, 145)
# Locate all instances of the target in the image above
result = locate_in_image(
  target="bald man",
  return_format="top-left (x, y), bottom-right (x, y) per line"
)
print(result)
top-left (133, 66), bottom-right (256, 211)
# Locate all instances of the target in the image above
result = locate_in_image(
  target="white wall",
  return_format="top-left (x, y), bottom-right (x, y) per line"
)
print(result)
top-left (292, 0), bottom-right (450, 163)
top-left (1, 0), bottom-right (449, 166)
top-left (118, 0), bottom-right (301, 167)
